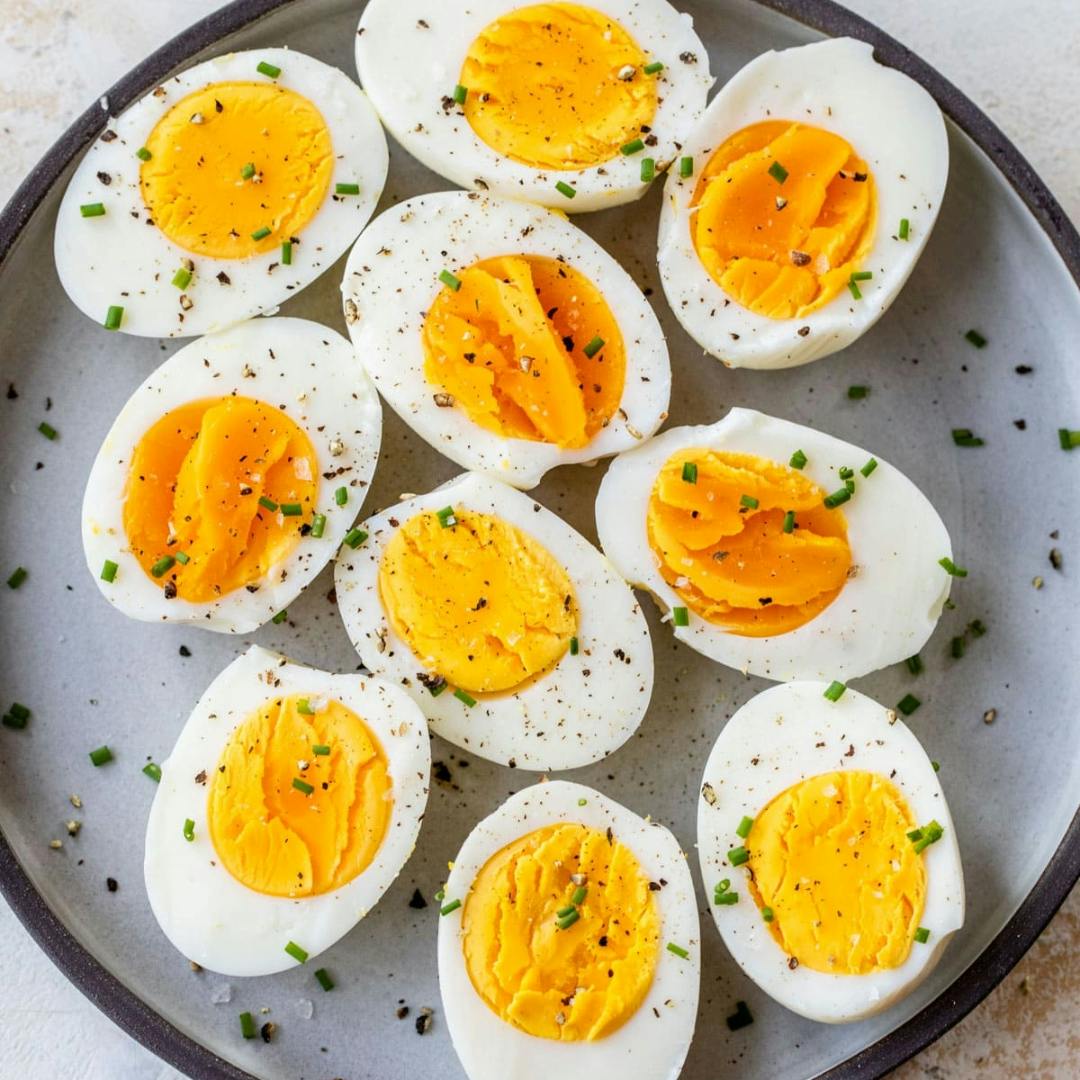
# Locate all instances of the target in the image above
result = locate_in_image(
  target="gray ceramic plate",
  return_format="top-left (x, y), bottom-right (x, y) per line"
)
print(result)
top-left (1, 1), bottom-right (1077, 1078)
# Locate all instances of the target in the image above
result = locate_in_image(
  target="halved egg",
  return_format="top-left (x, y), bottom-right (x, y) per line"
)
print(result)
top-left (342, 190), bottom-right (670, 489)
top-left (55, 48), bottom-right (388, 337)
top-left (658, 38), bottom-right (947, 368)
top-left (144, 644), bottom-right (430, 976)
top-left (82, 317), bottom-right (381, 633)
top-left (439, 780), bottom-right (699, 1079)
top-left (334, 471), bottom-right (653, 770)
top-left (356, 0), bottom-right (712, 212)
top-left (596, 408), bottom-right (953, 681)
top-left (698, 681), bottom-right (964, 1022)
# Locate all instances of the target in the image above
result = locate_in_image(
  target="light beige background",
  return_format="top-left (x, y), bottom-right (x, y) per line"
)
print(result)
top-left (0, 1), bottom-right (1076, 1077)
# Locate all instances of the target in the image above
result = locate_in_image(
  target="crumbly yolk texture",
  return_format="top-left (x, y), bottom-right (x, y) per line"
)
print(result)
top-left (460, 3), bottom-right (658, 170)
top-left (207, 694), bottom-right (391, 898)
top-left (378, 509), bottom-right (577, 694)
top-left (140, 81), bottom-right (333, 259)
top-left (123, 396), bottom-right (318, 603)
top-left (746, 771), bottom-right (927, 974)
top-left (462, 823), bottom-right (660, 1040)
top-left (422, 254), bottom-right (625, 449)
top-left (646, 448), bottom-right (851, 636)
top-left (691, 120), bottom-right (877, 319)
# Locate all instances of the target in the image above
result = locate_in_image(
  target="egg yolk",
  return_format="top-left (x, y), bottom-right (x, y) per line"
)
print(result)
top-left (460, 3), bottom-right (658, 170)
top-left (646, 448), bottom-right (851, 636)
top-left (462, 823), bottom-right (660, 1040)
top-left (139, 81), bottom-right (333, 259)
top-left (745, 770), bottom-right (927, 974)
top-left (207, 694), bottom-right (391, 898)
top-left (123, 396), bottom-right (318, 603)
top-left (421, 254), bottom-right (625, 449)
top-left (379, 509), bottom-right (577, 695)
top-left (691, 120), bottom-right (877, 318)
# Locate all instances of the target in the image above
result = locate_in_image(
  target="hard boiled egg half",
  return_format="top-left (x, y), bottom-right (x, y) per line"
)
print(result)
top-left (55, 49), bottom-right (388, 337)
top-left (698, 682), bottom-right (964, 1022)
top-left (144, 645), bottom-right (430, 976)
top-left (596, 408), bottom-right (954, 681)
top-left (658, 38), bottom-right (948, 368)
top-left (342, 190), bottom-right (670, 488)
top-left (82, 317), bottom-right (381, 633)
top-left (356, 0), bottom-right (712, 212)
top-left (439, 780), bottom-right (699, 1080)
top-left (334, 472), bottom-right (653, 770)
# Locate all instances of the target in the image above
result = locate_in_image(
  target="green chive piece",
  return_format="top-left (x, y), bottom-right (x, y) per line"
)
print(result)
top-left (171, 267), bottom-right (192, 290)
top-left (824, 680), bottom-right (846, 702)
top-left (258, 495), bottom-right (278, 512)
top-left (556, 904), bottom-right (577, 919)
top-left (898, 217), bottom-right (910, 240)
top-left (951, 427), bottom-right (985, 447)
top-left (570, 885), bottom-right (588, 905)
top-left (150, 555), bottom-right (175, 578)
top-left (845, 477), bottom-right (856, 494)
top-left (914, 926), bottom-right (930, 944)
top-left (727, 845), bottom-right (749, 866)
top-left (906, 654), bottom-right (923, 676)
top-left (666, 942), bottom-right (689, 959)
top-left (335, 485), bottom-right (348, 506)
top-left (439, 269), bottom-right (461, 291)
top-left (762, 906), bottom-right (774, 922)
top-left (251, 226), bottom-right (272, 241)
top-left (789, 449), bottom-right (808, 469)
top-left (679, 155), bottom-right (694, 178)
top-left (104, 305), bottom-right (123, 331)
top-left (682, 461), bottom-right (698, 484)
top-left (9, 703), bottom-right (30, 722)
top-left (240, 162), bottom-right (255, 180)
top-left (335, 182), bottom-right (361, 196)
top-left (257, 60), bottom-right (282, 78)
top-left (142, 762), bottom-right (162, 782)
top-left (2, 714), bottom-right (26, 730)
top-left (577, 797), bottom-right (587, 806)
top-left (296, 699), bottom-right (315, 715)
top-left (556, 908), bottom-right (580, 930)
top-left (436, 505), bottom-right (457, 528)
top-left (440, 898), bottom-right (462, 916)
top-left (434, 888), bottom-right (445, 902)
top-left (284, 940), bottom-right (309, 963)
top-left (452, 83), bottom-right (468, 105)
top-left (782, 510), bottom-right (795, 534)
top-left (271, 609), bottom-right (288, 624)
top-left (620, 138), bottom-right (645, 155)
top-left (183, 817), bottom-right (195, 841)
top-left (740, 494), bottom-right (759, 509)
top-left (912, 820), bottom-right (943, 854)
top-left (768, 160), bottom-right (788, 184)
top-left (583, 335), bottom-right (605, 358)
top-left (672, 606), bottom-right (689, 627)
top-left (174, 551), bottom-right (190, 565)
top-left (314, 968), bottom-right (334, 991)
top-left (454, 688), bottom-right (477, 707)
top-left (239, 1011), bottom-right (256, 1039)
top-left (292, 776), bottom-right (314, 796)
top-left (640, 157), bottom-right (656, 182)
top-left (838, 466), bottom-right (854, 480)
top-left (7, 566), bottom-right (28, 589)
top-left (951, 635), bottom-right (965, 659)
top-left (427, 677), bottom-right (446, 698)
top-left (735, 815), bottom-right (754, 839)
top-left (312, 744), bottom-right (330, 756)
top-left (310, 513), bottom-right (327, 539)
top-left (713, 890), bottom-right (738, 905)
top-left (555, 180), bottom-right (577, 199)
top-left (851, 271), bottom-right (873, 282)
top-left (848, 279), bottom-right (863, 300)
top-left (969, 618), bottom-right (987, 638)
top-left (848, 385), bottom-right (869, 399)
top-left (135, 147), bottom-right (152, 162)
top-left (343, 527), bottom-right (368, 549)
top-left (643, 61), bottom-right (664, 75)
top-left (281, 240), bottom-right (293, 265)
top-left (1058, 428), bottom-right (1080, 450)
top-left (906, 828), bottom-right (923, 842)
top-left (569, 636), bottom-right (579, 656)
top-left (897, 693), bottom-right (921, 716)
top-left (860, 457), bottom-right (878, 478)
top-left (823, 487), bottom-right (851, 509)
top-left (80, 202), bottom-right (106, 218)
top-left (964, 329), bottom-right (987, 348)
top-left (39, 419), bottom-right (60, 441)
top-left (280, 502), bottom-right (303, 517)
top-left (101, 559), bottom-right (119, 583)
top-left (932, 760), bottom-right (940, 772)
top-left (715, 878), bottom-right (731, 895)
top-left (938, 556), bottom-right (968, 577)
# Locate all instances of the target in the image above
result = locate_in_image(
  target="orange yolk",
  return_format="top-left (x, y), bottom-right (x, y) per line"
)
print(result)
top-left (646, 448), bottom-right (852, 636)
top-left (422, 254), bottom-right (625, 449)
top-left (460, 3), bottom-right (657, 170)
top-left (140, 81), bottom-right (333, 259)
top-left (462, 822), bottom-right (660, 1040)
top-left (378, 508), bottom-right (577, 695)
top-left (691, 120), bottom-right (877, 318)
top-left (207, 694), bottom-right (391, 898)
top-left (123, 396), bottom-right (318, 603)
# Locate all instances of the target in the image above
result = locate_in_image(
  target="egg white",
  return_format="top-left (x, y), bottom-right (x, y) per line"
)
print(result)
top-left (356, 0), bottom-right (712, 212)
top-left (334, 471), bottom-right (653, 770)
top-left (341, 190), bottom-right (670, 489)
top-left (55, 48), bottom-right (388, 338)
top-left (595, 407), bottom-right (953, 682)
top-left (439, 780), bottom-right (699, 1080)
top-left (82, 317), bottom-right (381, 633)
top-left (658, 37), bottom-right (948, 369)
top-left (697, 681), bottom-right (965, 1023)
top-left (143, 644), bottom-right (430, 977)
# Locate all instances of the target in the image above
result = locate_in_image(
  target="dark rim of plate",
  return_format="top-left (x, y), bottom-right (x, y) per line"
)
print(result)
top-left (0, 1), bottom-right (1077, 1078)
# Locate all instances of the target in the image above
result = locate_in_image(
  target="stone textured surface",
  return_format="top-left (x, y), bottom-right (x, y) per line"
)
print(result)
top-left (0, 1), bottom-right (1076, 1078)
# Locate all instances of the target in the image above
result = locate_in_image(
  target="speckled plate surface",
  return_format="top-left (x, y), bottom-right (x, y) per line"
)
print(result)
top-left (1, 2), bottom-right (1077, 1078)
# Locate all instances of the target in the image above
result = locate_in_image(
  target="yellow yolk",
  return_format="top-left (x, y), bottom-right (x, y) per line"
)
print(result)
top-left (123, 396), bottom-right (318, 603)
top-left (646, 448), bottom-right (851, 636)
top-left (379, 509), bottom-right (577, 694)
top-left (140, 81), bottom-right (333, 259)
top-left (422, 254), bottom-right (625, 449)
top-left (460, 3), bottom-right (658, 170)
top-left (462, 822), bottom-right (660, 1040)
top-left (207, 694), bottom-right (391, 898)
top-left (746, 771), bottom-right (927, 974)
top-left (691, 120), bottom-right (877, 318)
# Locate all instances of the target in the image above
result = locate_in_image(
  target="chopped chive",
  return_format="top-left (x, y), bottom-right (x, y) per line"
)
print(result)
top-left (436, 506), bottom-right (457, 528)
top-left (142, 762), bottom-right (162, 782)
top-left (620, 138), bottom-right (645, 155)
top-left (681, 461), bottom-right (698, 484)
top-left (938, 556), bottom-right (968, 577)
top-left (258, 495), bottom-right (278, 512)
top-left (906, 654), bottom-right (923, 676)
top-left (671, 606), bottom-right (689, 627)
top-left (951, 635), bottom-right (965, 659)
top-left (100, 559), bottom-right (119, 583)
top-left (898, 217), bottom-right (910, 240)
top-left (715, 878), bottom-right (730, 895)
top-left (555, 908), bottom-right (580, 930)
top-left (860, 457), bottom-right (878, 478)
top-left (727, 845), bottom-right (749, 866)
top-left (239, 1011), bottom-right (256, 1039)
top-left (9, 703), bottom-right (30, 721)
top-left (310, 513), bottom-right (327, 539)
top-left (951, 428), bottom-right (985, 447)
top-left (439, 269), bottom-right (461, 291)
top-left (851, 271), bottom-right (873, 282)
top-left (6, 566), bottom-right (27, 589)
top-left (240, 162), bottom-right (255, 180)
top-left (735, 815), bottom-right (754, 839)
top-left (452, 83), bottom-right (468, 105)
top-left (335, 485), bottom-right (348, 506)
top-left (1058, 428), bottom-right (1080, 450)
top-left (782, 510), bottom-right (795, 534)
top-left (762, 906), bottom-right (774, 922)
top-left (335, 182), bottom-right (361, 196)
top-left (150, 555), bottom-right (175, 578)
top-left (838, 466), bottom-right (854, 480)
top-left (824, 680), bottom-right (846, 702)
top-left (679, 155), bottom-right (694, 178)
top-left (257, 60), bottom-right (282, 78)
top-left (823, 487), bottom-right (851, 509)
top-left (434, 888), bottom-right (445, 902)
top-left (297, 699), bottom-right (315, 715)
top-left (174, 551), bottom-right (190, 565)
top-left (583, 335), bottom-right (605, 358)
top-left (643, 61), bottom-right (664, 75)
top-left (571, 885), bottom-right (587, 905)
top-left (135, 146), bottom-right (152, 162)
top-left (104, 305), bottom-right (123, 331)
top-left (968, 618), bottom-right (987, 638)
top-left (2, 713), bottom-right (26, 730)
top-left (768, 160), bottom-right (788, 184)
top-left (280, 502), bottom-right (303, 517)
top-left (577, 797), bottom-right (587, 806)
top-left (454, 688), bottom-right (477, 707)
top-left (271, 608), bottom-right (288, 624)
top-left (847, 385), bottom-right (869, 399)
top-left (80, 202), bottom-right (106, 218)
top-left (569, 636), bottom-right (579, 656)
top-left (292, 776), bottom-right (314, 796)
top-left (912, 820), bottom-right (943, 854)
top-left (555, 180), bottom-right (576, 199)
top-left (284, 940), bottom-right (309, 963)
top-left (312, 744), bottom-right (330, 756)
top-left (281, 240), bottom-right (293, 265)
top-left (38, 420), bottom-right (60, 441)
top-left (427, 677), bottom-right (446, 698)
top-left (713, 890), bottom-right (738, 905)
top-left (914, 926), bottom-right (930, 944)
top-left (739, 494), bottom-right (759, 509)
top-left (964, 329), bottom-right (987, 349)
top-left (556, 904), bottom-right (577, 919)
top-left (897, 693), bottom-right (921, 716)
top-left (666, 942), bottom-right (689, 959)
top-left (171, 267), bottom-right (192, 290)
top-left (845, 477), bottom-right (856, 493)
top-left (932, 760), bottom-right (940, 772)
top-left (343, 527), bottom-right (368, 549)
top-left (314, 968), bottom-right (334, 991)
top-left (848, 279), bottom-right (863, 300)
top-left (789, 448), bottom-right (808, 470)
top-left (251, 226), bottom-right (272, 241)
top-left (183, 817), bottom-right (195, 841)
top-left (640, 157), bottom-right (656, 182)
top-left (907, 828), bottom-right (924, 842)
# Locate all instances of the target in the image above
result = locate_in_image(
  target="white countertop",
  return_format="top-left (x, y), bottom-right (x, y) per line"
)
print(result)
top-left (0, 1), bottom-right (1076, 1078)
